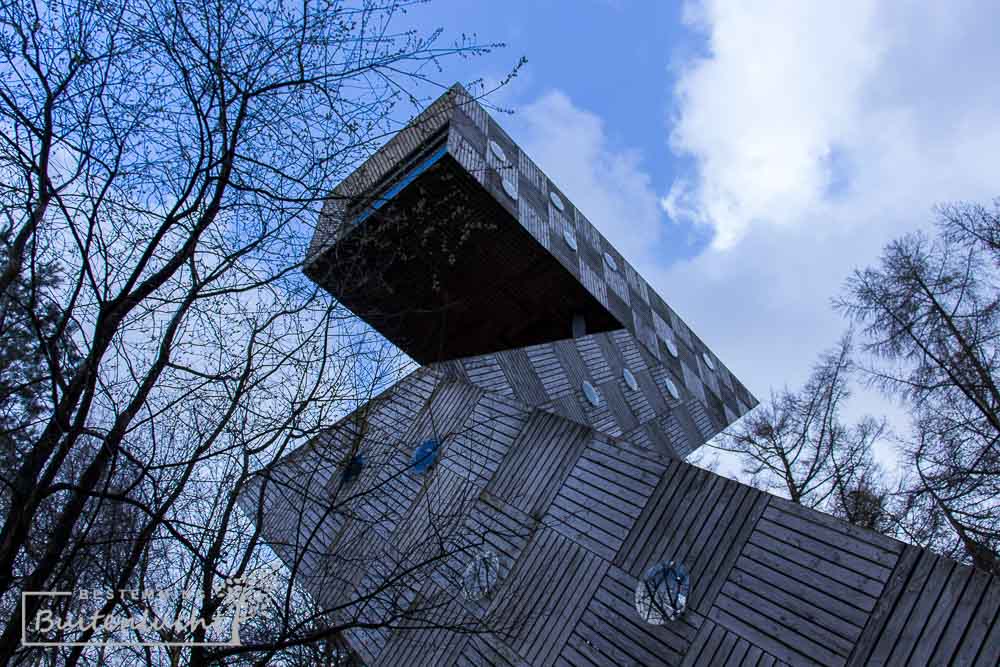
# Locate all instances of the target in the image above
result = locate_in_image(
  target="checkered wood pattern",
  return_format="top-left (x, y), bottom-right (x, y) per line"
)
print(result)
top-left (240, 84), bottom-right (1000, 667)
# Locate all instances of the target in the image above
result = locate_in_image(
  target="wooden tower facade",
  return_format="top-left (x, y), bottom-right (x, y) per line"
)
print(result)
top-left (240, 85), bottom-right (1000, 666)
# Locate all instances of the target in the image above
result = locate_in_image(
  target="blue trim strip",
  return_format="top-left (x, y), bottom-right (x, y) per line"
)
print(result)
top-left (352, 144), bottom-right (448, 226)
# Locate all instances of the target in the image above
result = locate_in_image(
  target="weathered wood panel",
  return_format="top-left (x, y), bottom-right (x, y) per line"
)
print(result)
top-left (488, 527), bottom-right (609, 667)
top-left (558, 565), bottom-right (703, 666)
top-left (680, 619), bottom-right (791, 667)
top-left (374, 581), bottom-right (478, 667)
top-left (440, 391), bottom-right (530, 487)
top-left (456, 633), bottom-right (528, 667)
top-left (431, 492), bottom-right (538, 617)
top-left (711, 498), bottom-right (902, 666)
top-left (848, 544), bottom-right (1000, 666)
top-left (548, 435), bottom-right (668, 561)
top-left (495, 347), bottom-right (549, 406)
top-left (616, 462), bottom-right (767, 614)
top-left (487, 410), bottom-right (590, 518)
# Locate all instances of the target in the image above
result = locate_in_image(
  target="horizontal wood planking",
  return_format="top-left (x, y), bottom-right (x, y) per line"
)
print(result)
top-left (576, 335), bottom-right (615, 385)
top-left (461, 354), bottom-right (515, 398)
top-left (547, 436), bottom-right (667, 561)
top-left (710, 498), bottom-right (904, 666)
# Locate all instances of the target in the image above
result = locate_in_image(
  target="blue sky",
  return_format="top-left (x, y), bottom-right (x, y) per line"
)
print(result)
top-left (399, 1), bottom-right (1000, 472)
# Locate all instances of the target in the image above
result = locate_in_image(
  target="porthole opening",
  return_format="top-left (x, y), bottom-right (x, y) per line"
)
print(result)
top-left (341, 453), bottom-right (365, 485)
top-left (702, 352), bottom-right (716, 371)
top-left (635, 560), bottom-right (689, 624)
top-left (501, 177), bottom-right (518, 200)
top-left (462, 549), bottom-right (500, 601)
top-left (603, 252), bottom-right (618, 272)
top-left (411, 438), bottom-right (441, 474)
top-left (550, 190), bottom-right (565, 212)
top-left (563, 227), bottom-right (578, 251)
top-left (488, 139), bottom-right (507, 162)
top-left (664, 338), bottom-right (679, 358)
top-left (623, 368), bottom-right (639, 392)
top-left (582, 381), bottom-right (601, 407)
top-left (663, 377), bottom-right (680, 401)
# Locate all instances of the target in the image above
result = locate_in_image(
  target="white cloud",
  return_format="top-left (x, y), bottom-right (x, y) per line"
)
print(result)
top-left (501, 1), bottom-right (1000, 479)
top-left (656, 1), bottom-right (1000, 474)
top-left (666, 1), bottom-right (1000, 251)
top-left (505, 91), bottom-right (665, 264)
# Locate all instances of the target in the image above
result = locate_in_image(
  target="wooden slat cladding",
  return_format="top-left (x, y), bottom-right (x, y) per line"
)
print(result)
top-left (575, 335), bottom-right (614, 385)
top-left (447, 329), bottom-right (740, 461)
top-left (249, 360), bottom-right (1000, 666)
top-left (547, 436), bottom-right (667, 561)
top-left (487, 410), bottom-right (590, 518)
top-left (312, 81), bottom-right (759, 405)
top-left (456, 633), bottom-right (528, 667)
top-left (495, 347), bottom-right (549, 406)
top-left (405, 379), bottom-right (483, 445)
top-left (432, 492), bottom-right (538, 616)
top-left (488, 527), bottom-right (609, 667)
top-left (461, 354), bottom-right (514, 397)
top-left (365, 367), bottom-right (440, 436)
top-left (616, 462), bottom-right (767, 614)
top-left (711, 499), bottom-right (903, 666)
top-left (391, 466), bottom-right (481, 560)
top-left (558, 565), bottom-right (703, 666)
top-left (374, 581), bottom-right (479, 667)
top-left (848, 545), bottom-right (1000, 666)
top-left (440, 392), bottom-right (530, 487)
top-left (526, 344), bottom-right (572, 398)
top-left (680, 619), bottom-right (791, 667)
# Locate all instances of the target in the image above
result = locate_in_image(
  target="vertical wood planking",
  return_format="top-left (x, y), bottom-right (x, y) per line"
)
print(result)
top-left (487, 411), bottom-right (590, 518)
top-left (488, 527), bottom-right (609, 667)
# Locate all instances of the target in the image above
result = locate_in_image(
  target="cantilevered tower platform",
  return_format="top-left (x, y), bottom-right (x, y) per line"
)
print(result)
top-left (241, 85), bottom-right (1000, 666)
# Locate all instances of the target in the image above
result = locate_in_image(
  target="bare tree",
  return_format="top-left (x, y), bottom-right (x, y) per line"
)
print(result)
top-left (0, 0), bottom-right (523, 663)
top-left (838, 200), bottom-right (1000, 574)
top-left (710, 335), bottom-right (888, 515)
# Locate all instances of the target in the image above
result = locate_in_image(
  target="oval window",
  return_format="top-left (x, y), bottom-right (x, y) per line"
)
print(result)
top-left (663, 377), bottom-right (680, 401)
top-left (635, 560), bottom-right (689, 624)
top-left (501, 177), bottom-right (518, 200)
top-left (411, 438), bottom-right (441, 474)
top-left (563, 227), bottom-right (578, 251)
top-left (549, 190), bottom-right (565, 212)
top-left (582, 381), bottom-right (601, 407)
top-left (603, 252), bottom-right (618, 272)
top-left (488, 139), bottom-right (507, 162)
top-left (341, 453), bottom-right (365, 485)
top-left (664, 338), bottom-right (679, 358)
top-left (623, 368), bottom-right (639, 392)
top-left (702, 352), bottom-right (716, 371)
top-left (462, 550), bottom-right (500, 601)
